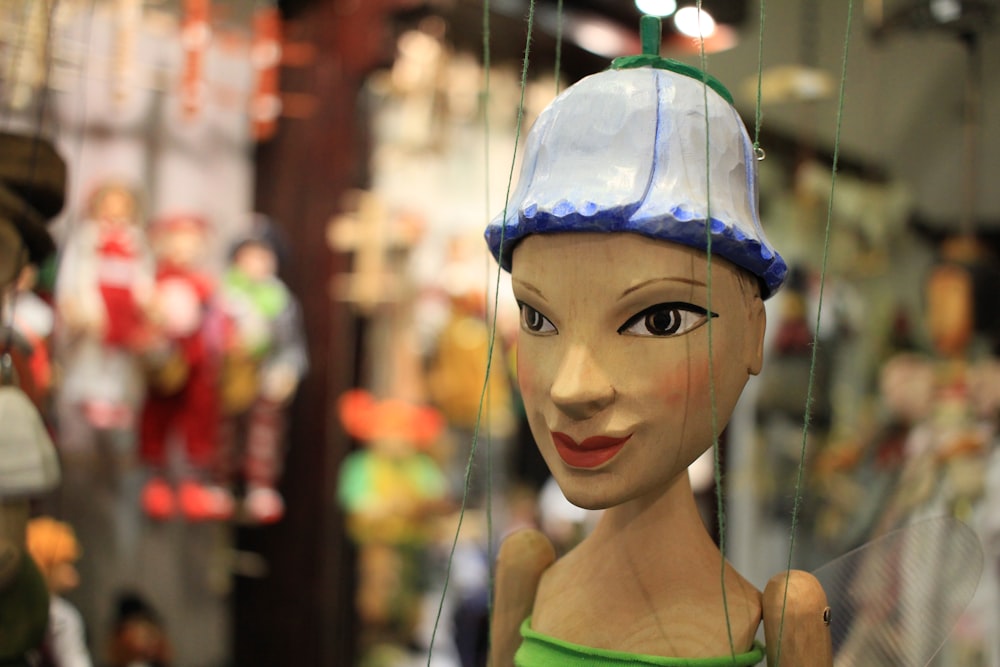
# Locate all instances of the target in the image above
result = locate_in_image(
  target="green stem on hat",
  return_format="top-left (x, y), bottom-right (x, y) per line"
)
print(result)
top-left (612, 15), bottom-right (734, 105)
top-left (641, 14), bottom-right (662, 56)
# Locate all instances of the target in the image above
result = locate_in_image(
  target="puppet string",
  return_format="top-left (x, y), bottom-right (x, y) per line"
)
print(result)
top-left (62, 0), bottom-right (98, 247)
top-left (691, 1), bottom-right (740, 660)
top-left (751, 1), bottom-right (767, 156)
top-left (480, 0), bottom-right (499, 632)
top-left (773, 1), bottom-right (855, 664)
top-left (481, 0), bottom-right (495, 626)
top-left (426, 1), bottom-right (538, 663)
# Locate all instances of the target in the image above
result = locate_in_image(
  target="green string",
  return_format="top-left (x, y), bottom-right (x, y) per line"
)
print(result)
top-left (481, 0), bottom-right (496, 636)
top-left (773, 1), bottom-right (855, 665)
top-left (690, 3), bottom-right (738, 660)
top-left (752, 0), bottom-right (767, 156)
top-left (427, 1), bottom-right (537, 664)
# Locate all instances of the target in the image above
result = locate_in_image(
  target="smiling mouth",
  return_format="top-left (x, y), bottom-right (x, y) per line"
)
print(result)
top-left (551, 432), bottom-right (632, 469)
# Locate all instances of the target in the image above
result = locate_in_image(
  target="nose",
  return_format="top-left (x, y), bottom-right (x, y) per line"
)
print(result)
top-left (550, 343), bottom-right (615, 419)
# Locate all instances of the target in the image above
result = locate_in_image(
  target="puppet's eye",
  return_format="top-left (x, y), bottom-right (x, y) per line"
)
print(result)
top-left (618, 302), bottom-right (715, 337)
top-left (519, 303), bottom-right (556, 335)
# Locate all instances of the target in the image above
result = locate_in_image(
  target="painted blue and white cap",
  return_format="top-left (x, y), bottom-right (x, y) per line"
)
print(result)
top-left (484, 21), bottom-right (787, 298)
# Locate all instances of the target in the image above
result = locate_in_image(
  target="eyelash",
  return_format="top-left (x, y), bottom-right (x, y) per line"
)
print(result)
top-left (617, 302), bottom-right (716, 337)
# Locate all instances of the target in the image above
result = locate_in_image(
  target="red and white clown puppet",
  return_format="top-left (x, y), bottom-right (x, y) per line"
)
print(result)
top-left (55, 181), bottom-right (155, 434)
top-left (139, 213), bottom-right (228, 521)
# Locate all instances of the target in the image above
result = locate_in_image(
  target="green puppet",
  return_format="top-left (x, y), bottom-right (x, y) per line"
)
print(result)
top-left (216, 216), bottom-right (308, 524)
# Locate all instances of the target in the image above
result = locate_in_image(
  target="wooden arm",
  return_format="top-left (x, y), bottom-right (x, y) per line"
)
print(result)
top-left (489, 528), bottom-right (556, 667)
top-left (763, 570), bottom-right (833, 667)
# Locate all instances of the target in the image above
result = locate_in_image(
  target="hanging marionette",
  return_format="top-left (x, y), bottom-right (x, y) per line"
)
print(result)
top-left (139, 212), bottom-right (227, 522)
top-left (336, 389), bottom-right (452, 656)
top-left (424, 233), bottom-right (517, 506)
top-left (25, 517), bottom-right (94, 667)
top-left (55, 181), bottom-right (155, 433)
top-left (485, 17), bottom-right (831, 667)
top-left (0, 131), bottom-right (65, 667)
top-left (876, 235), bottom-right (1000, 527)
top-left (215, 215), bottom-right (308, 524)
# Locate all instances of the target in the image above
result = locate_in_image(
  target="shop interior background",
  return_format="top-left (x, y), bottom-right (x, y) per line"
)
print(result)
top-left (2, 0), bottom-right (1000, 665)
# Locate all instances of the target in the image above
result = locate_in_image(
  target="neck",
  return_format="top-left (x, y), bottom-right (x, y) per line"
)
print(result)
top-left (532, 471), bottom-right (762, 657)
top-left (592, 472), bottom-right (720, 570)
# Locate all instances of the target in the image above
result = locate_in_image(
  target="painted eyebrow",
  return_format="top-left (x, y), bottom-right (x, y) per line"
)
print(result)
top-left (619, 277), bottom-right (706, 299)
top-left (512, 279), bottom-right (546, 300)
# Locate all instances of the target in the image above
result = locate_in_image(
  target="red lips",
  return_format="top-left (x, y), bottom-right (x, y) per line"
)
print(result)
top-left (551, 432), bottom-right (631, 468)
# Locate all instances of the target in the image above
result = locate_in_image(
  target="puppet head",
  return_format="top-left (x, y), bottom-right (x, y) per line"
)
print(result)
top-left (25, 517), bottom-right (81, 596)
top-left (926, 236), bottom-right (1000, 359)
top-left (338, 389), bottom-right (445, 456)
top-left (108, 592), bottom-right (172, 667)
top-left (231, 240), bottom-right (276, 283)
top-left (485, 19), bottom-right (778, 510)
top-left (229, 213), bottom-right (288, 282)
top-left (87, 181), bottom-right (143, 229)
top-left (149, 213), bottom-right (210, 269)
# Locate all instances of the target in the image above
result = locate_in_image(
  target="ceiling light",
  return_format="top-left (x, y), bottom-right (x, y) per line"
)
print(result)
top-left (635, 0), bottom-right (678, 18)
top-left (930, 0), bottom-right (961, 23)
top-left (673, 6), bottom-right (717, 39)
top-left (568, 20), bottom-right (627, 57)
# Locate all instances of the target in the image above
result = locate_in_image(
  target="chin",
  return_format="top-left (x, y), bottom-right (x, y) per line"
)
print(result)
top-left (555, 462), bottom-right (692, 512)
top-left (562, 489), bottom-right (612, 511)
top-left (552, 470), bottom-right (630, 511)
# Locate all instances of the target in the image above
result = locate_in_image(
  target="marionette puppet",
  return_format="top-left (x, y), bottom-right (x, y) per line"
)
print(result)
top-left (55, 181), bottom-right (155, 432)
top-left (424, 234), bottom-right (517, 506)
top-left (216, 217), bottom-right (308, 524)
top-left (139, 213), bottom-right (227, 521)
top-left (336, 389), bottom-right (453, 655)
top-left (828, 239), bottom-right (1000, 664)
top-left (876, 236), bottom-right (1000, 528)
top-left (0, 132), bottom-right (65, 666)
top-left (0, 250), bottom-right (55, 667)
top-left (484, 18), bottom-right (832, 667)
top-left (106, 592), bottom-right (173, 667)
top-left (25, 517), bottom-right (94, 667)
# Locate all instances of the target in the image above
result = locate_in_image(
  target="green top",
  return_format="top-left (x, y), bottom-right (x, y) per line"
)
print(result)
top-left (516, 618), bottom-right (765, 667)
top-left (610, 14), bottom-right (735, 105)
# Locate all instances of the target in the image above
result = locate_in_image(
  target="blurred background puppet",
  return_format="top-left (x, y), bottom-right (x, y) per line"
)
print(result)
top-left (26, 517), bottom-right (93, 667)
top-left (138, 213), bottom-right (226, 521)
top-left (55, 181), bottom-right (154, 438)
top-left (216, 215), bottom-right (307, 524)
top-left (0, 131), bottom-right (65, 667)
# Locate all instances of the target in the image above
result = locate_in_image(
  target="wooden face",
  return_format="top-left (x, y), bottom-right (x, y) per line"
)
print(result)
top-left (233, 243), bottom-right (277, 281)
top-left (511, 233), bottom-right (765, 510)
top-left (153, 219), bottom-right (205, 267)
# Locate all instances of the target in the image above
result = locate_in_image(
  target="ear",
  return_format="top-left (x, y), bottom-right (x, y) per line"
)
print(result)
top-left (745, 294), bottom-right (766, 376)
